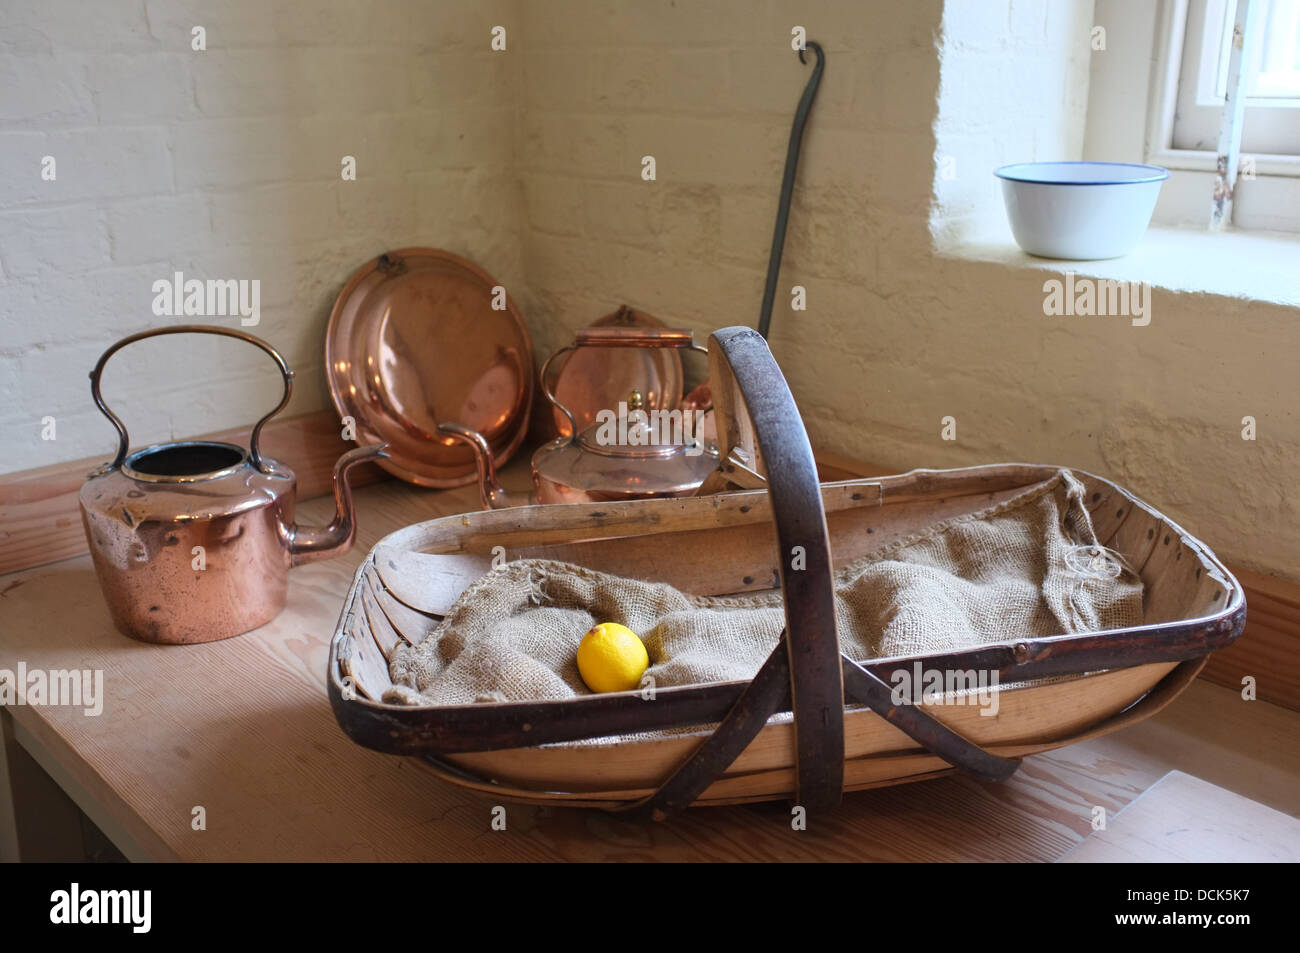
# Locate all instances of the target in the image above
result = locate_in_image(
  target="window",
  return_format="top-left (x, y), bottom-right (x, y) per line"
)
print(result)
top-left (1086, 0), bottom-right (1300, 232)
top-left (1172, 0), bottom-right (1300, 155)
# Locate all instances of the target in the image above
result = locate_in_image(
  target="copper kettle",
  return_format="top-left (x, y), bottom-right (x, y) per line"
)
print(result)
top-left (438, 327), bottom-right (719, 508)
top-left (79, 325), bottom-right (387, 644)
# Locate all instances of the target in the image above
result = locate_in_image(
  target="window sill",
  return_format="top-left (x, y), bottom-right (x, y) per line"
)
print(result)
top-left (938, 223), bottom-right (1300, 309)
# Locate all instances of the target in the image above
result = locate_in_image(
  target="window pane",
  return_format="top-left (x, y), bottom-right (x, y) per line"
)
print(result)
top-left (1249, 0), bottom-right (1300, 99)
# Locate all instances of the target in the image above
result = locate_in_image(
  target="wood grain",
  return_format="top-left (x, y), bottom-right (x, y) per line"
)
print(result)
top-left (0, 409), bottom-right (386, 576)
top-left (1058, 770), bottom-right (1300, 862)
top-left (0, 466), bottom-right (1297, 860)
top-left (436, 663), bottom-right (1181, 796)
top-left (1200, 565), bottom-right (1300, 710)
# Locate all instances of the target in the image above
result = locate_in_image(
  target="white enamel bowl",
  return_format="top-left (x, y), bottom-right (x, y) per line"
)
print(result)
top-left (994, 161), bottom-right (1169, 260)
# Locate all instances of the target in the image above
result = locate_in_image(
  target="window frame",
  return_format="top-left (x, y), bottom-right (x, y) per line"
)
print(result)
top-left (1146, 0), bottom-right (1300, 179)
top-left (1169, 0), bottom-right (1300, 155)
top-left (1084, 0), bottom-right (1300, 231)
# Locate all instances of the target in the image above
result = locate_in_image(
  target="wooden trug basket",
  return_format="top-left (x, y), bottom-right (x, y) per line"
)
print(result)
top-left (327, 327), bottom-right (1246, 818)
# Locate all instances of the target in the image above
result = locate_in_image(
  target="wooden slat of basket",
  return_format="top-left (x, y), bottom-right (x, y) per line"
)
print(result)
top-left (1107, 502), bottom-right (1161, 582)
top-left (364, 570), bottom-right (442, 647)
top-left (1081, 474), bottom-right (1227, 622)
top-left (1188, 564), bottom-right (1232, 618)
top-left (439, 661), bottom-right (1178, 793)
top-left (360, 584), bottom-right (404, 660)
top-left (375, 481), bottom-right (1039, 606)
top-left (422, 659), bottom-right (1203, 808)
top-left (373, 551), bottom-right (491, 617)
top-left (1143, 530), bottom-right (1195, 623)
top-left (822, 485), bottom-right (1032, 565)
top-left (341, 604), bottom-right (394, 702)
top-left (511, 524), bottom-right (781, 596)
top-left (1083, 480), bottom-right (1128, 542)
top-left (874, 465), bottom-right (1054, 504)
top-left (697, 656), bottom-right (1205, 806)
top-left (369, 471), bottom-right (1178, 621)
top-left (372, 469), bottom-right (1058, 562)
top-left (359, 473), bottom-right (1223, 674)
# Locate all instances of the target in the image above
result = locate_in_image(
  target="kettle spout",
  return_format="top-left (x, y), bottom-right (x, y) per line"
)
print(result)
top-left (289, 444), bottom-right (389, 566)
top-left (437, 422), bottom-right (516, 509)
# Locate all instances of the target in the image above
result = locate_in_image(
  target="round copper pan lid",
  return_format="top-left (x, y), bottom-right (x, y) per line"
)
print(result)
top-left (325, 248), bottom-right (534, 487)
top-left (548, 305), bottom-right (684, 438)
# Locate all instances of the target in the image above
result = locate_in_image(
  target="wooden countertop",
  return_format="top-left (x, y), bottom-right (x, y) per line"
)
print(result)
top-left (2, 465), bottom-right (1298, 862)
top-left (1059, 770), bottom-right (1300, 863)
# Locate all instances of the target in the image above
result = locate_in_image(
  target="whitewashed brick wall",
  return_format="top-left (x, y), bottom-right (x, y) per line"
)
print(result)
top-left (2, 0), bottom-right (1296, 580)
top-left (0, 0), bottom-right (522, 473)
top-left (512, 0), bottom-right (1298, 580)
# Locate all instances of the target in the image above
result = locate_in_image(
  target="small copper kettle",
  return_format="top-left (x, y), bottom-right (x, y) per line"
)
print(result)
top-left (79, 325), bottom-right (387, 644)
top-left (438, 327), bottom-right (718, 508)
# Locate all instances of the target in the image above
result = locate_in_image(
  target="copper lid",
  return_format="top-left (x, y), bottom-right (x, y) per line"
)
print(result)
top-left (325, 248), bottom-right (534, 487)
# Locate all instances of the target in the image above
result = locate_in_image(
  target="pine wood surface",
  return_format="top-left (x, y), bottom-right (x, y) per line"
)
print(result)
top-left (1058, 770), bottom-right (1300, 862)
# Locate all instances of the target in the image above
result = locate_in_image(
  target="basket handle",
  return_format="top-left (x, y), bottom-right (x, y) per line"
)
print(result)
top-left (705, 326), bottom-right (845, 814)
top-left (623, 329), bottom-right (1019, 818)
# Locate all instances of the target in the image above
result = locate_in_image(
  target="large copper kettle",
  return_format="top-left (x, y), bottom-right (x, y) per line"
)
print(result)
top-left (79, 325), bottom-right (387, 644)
top-left (438, 327), bottom-right (719, 508)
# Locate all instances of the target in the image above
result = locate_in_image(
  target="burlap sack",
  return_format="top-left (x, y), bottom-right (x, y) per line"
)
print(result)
top-left (385, 469), bottom-right (1143, 707)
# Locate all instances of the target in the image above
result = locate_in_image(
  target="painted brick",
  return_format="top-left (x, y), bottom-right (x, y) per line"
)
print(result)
top-left (144, 1), bottom-right (277, 49)
top-left (268, 0), bottom-right (397, 48)
top-left (337, 178), bottom-right (421, 240)
top-left (621, 115), bottom-right (786, 187)
top-left (6, 1), bottom-right (152, 53)
top-left (86, 53), bottom-right (195, 122)
top-left (0, 132), bottom-right (53, 206)
top-left (171, 118), bottom-right (294, 189)
top-left (42, 127), bottom-right (173, 200)
top-left (207, 183), bottom-right (340, 249)
top-left (0, 204), bottom-right (110, 278)
top-left (0, 56), bottom-right (95, 123)
top-left (520, 111), bottom-right (630, 179)
top-left (106, 193), bottom-right (211, 265)
top-left (522, 173), bottom-right (587, 238)
top-left (191, 50), bottom-right (317, 118)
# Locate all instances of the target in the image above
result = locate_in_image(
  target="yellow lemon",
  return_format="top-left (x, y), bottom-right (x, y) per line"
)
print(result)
top-left (577, 622), bottom-right (649, 693)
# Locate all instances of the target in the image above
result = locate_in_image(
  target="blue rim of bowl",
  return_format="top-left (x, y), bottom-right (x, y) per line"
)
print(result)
top-left (993, 161), bottom-right (1170, 185)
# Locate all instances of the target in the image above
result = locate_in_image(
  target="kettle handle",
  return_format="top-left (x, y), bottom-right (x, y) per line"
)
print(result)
top-left (539, 327), bottom-right (708, 442)
top-left (89, 324), bottom-right (294, 474)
